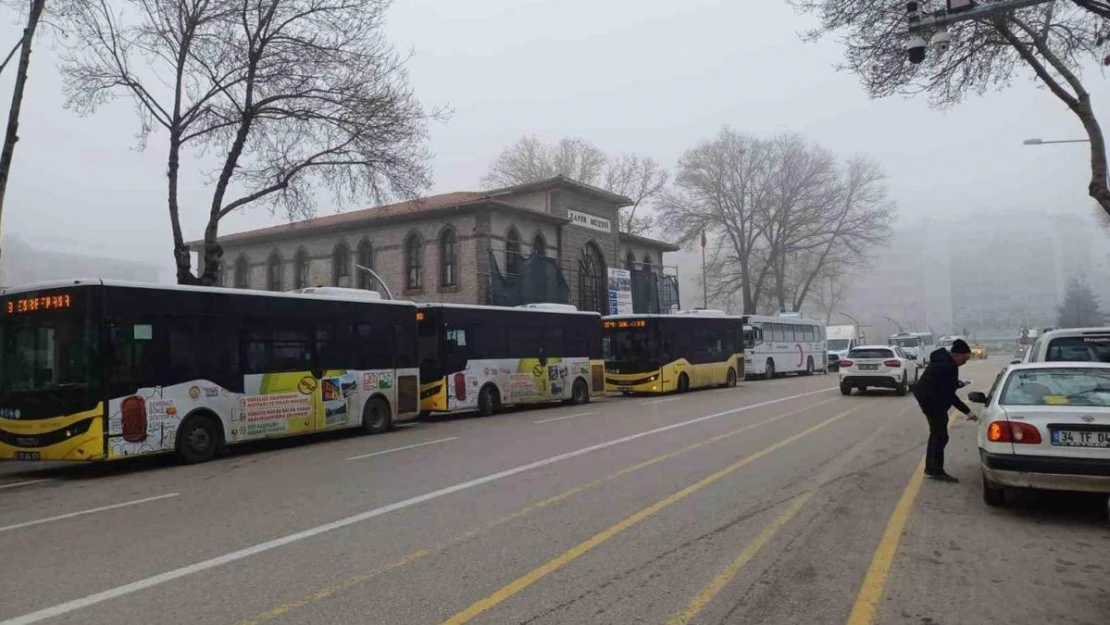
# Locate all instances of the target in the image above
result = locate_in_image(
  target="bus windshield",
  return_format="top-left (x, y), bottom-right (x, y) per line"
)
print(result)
top-left (603, 326), bottom-right (663, 372)
top-left (827, 339), bottom-right (850, 351)
top-left (889, 336), bottom-right (919, 348)
top-left (0, 312), bottom-right (101, 419)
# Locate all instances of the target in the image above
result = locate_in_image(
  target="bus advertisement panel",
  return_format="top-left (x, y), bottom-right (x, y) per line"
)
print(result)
top-left (0, 281), bottom-right (420, 463)
top-left (602, 312), bottom-right (744, 394)
top-left (418, 304), bottom-right (604, 416)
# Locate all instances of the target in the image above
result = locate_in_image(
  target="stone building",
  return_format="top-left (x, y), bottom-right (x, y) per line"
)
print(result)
top-left (193, 176), bottom-right (680, 315)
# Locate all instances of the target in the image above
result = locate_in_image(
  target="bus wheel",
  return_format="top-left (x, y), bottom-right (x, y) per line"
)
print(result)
top-left (677, 373), bottom-right (690, 394)
top-left (478, 385), bottom-right (500, 417)
top-left (725, 368), bottom-right (737, 388)
top-left (176, 414), bottom-right (221, 464)
top-left (804, 357), bottom-right (814, 376)
top-left (569, 379), bottom-right (591, 405)
top-left (764, 360), bottom-right (775, 380)
top-left (362, 397), bottom-right (393, 435)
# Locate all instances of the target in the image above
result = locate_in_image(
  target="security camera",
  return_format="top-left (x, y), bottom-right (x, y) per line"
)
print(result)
top-left (933, 25), bottom-right (950, 55)
top-left (906, 1), bottom-right (922, 24)
top-left (906, 34), bottom-right (927, 64)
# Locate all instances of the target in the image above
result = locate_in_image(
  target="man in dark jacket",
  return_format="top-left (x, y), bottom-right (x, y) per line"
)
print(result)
top-left (913, 339), bottom-right (975, 482)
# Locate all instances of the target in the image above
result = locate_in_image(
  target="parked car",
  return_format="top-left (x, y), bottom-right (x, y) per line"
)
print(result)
top-left (970, 362), bottom-right (1110, 506)
top-left (1020, 327), bottom-right (1110, 364)
top-left (838, 345), bottom-right (919, 396)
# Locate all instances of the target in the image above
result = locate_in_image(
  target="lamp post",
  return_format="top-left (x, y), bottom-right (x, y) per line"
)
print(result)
top-left (1023, 137), bottom-right (1091, 145)
top-left (353, 263), bottom-right (394, 300)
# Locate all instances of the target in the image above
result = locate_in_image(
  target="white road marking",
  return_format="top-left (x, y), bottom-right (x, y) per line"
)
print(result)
top-left (345, 437), bottom-right (458, 461)
top-left (0, 493), bottom-right (180, 534)
top-left (533, 412), bottom-right (594, 424)
top-left (0, 385), bottom-right (836, 625)
top-left (0, 479), bottom-right (55, 491)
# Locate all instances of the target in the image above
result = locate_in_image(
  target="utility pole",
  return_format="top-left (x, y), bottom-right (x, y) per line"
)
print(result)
top-left (700, 231), bottom-right (708, 309)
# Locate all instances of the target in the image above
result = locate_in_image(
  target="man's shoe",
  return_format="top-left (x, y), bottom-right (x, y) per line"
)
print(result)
top-left (929, 473), bottom-right (959, 483)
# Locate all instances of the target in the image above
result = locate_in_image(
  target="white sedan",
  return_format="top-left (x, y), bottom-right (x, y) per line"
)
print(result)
top-left (970, 362), bottom-right (1110, 506)
top-left (838, 345), bottom-right (919, 396)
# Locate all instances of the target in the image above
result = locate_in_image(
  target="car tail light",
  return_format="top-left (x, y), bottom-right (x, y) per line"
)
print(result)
top-left (884, 359), bottom-right (901, 368)
top-left (986, 421), bottom-right (1042, 444)
top-left (121, 396), bottom-right (147, 443)
top-left (839, 359), bottom-right (854, 368)
top-left (453, 372), bottom-right (467, 401)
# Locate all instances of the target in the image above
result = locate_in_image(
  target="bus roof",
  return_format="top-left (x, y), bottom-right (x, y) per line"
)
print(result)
top-left (418, 302), bottom-right (602, 317)
top-left (741, 314), bottom-right (821, 324)
top-left (0, 278), bottom-right (418, 307)
top-left (604, 313), bottom-right (745, 321)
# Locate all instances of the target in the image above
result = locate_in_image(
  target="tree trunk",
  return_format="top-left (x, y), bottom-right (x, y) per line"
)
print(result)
top-left (1074, 93), bottom-right (1110, 218)
top-left (0, 0), bottom-right (46, 278)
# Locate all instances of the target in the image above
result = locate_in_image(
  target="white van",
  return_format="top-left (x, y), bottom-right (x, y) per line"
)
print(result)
top-left (827, 325), bottom-right (865, 371)
top-left (1021, 327), bottom-right (1110, 363)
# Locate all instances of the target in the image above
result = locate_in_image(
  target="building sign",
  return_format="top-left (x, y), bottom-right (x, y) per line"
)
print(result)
top-left (568, 209), bottom-right (612, 233)
top-left (607, 268), bottom-right (633, 315)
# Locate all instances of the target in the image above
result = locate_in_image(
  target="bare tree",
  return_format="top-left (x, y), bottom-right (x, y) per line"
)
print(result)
top-left (808, 269), bottom-right (850, 325)
top-left (658, 128), bottom-right (775, 313)
top-left (483, 135), bottom-right (667, 235)
top-left (0, 0), bottom-right (47, 277)
top-left (792, 0), bottom-right (1110, 219)
top-left (60, 0), bottom-right (438, 285)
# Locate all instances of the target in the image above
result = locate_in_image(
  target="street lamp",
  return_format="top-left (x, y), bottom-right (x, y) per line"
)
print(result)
top-left (1023, 137), bottom-right (1090, 145)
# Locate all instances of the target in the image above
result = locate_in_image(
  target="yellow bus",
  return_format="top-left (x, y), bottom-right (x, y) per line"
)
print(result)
top-left (602, 310), bottom-right (745, 394)
top-left (0, 281), bottom-right (421, 464)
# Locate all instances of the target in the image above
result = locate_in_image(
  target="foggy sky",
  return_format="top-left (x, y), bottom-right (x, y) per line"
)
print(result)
top-left (0, 0), bottom-right (1104, 282)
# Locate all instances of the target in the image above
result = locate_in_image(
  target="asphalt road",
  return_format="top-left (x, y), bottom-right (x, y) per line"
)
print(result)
top-left (1, 358), bottom-right (1107, 625)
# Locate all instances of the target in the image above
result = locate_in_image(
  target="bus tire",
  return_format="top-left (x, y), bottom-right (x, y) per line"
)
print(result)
top-left (478, 384), bottom-right (500, 417)
top-left (362, 396), bottom-right (393, 435)
top-left (803, 357), bottom-right (814, 376)
top-left (725, 367), bottom-right (738, 388)
top-left (677, 373), bottom-right (690, 394)
top-left (569, 378), bottom-right (591, 405)
top-left (764, 360), bottom-right (775, 380)
top-left (175, 412), bottom-right (222, 465)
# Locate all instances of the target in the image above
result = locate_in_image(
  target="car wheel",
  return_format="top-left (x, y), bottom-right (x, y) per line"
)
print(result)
top-left (840, 383), bottom-right (852, 396)
top-left (361, 397), bottom-right (393, 435)
top-left (896, 374), bottom-right (907, 396)
top-left (982, 476), bottom-right (1005, 507)
top-left (478, 384), bottom-right (500, 417)
top-left (764, 360), bottom-right (775, 380)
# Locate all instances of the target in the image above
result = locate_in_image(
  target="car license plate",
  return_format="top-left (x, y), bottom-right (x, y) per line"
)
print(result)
top-left (859, 364), bottom-right (878, 371)
top-left (1051, 430), bottom-right (1110, 448)
top-left (15, 451), bottom-right (41, 461)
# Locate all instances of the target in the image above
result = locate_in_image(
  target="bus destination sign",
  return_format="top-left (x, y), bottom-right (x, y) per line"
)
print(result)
top-left (4, 293), bottom-right (73, 315)
top-left (603, 319), bottom-right (648, 330)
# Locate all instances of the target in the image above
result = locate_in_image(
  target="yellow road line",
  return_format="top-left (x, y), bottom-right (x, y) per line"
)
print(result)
top-left (844, 412), bottom-right (959, 625)
top-left (440, 405), bottom-right (864, 625)
top-left (233, 397), bottom-right (841, 625)
top-left (667, 404), bottom-right (911, 625)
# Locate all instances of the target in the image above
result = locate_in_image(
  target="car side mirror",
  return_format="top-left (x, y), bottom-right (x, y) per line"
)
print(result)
top-left (1009, 359), bottom-right (1021, 365)
top-left (967, 391), bottom-right (988, 404)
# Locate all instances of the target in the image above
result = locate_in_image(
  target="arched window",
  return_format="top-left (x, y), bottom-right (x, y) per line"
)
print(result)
top-left (405, 233), bottom-right (423, 290)
top-left (294, 249), bottom-right (310, 289)
top-left (355, 240), bottom-right (374, 289)
top-left (267, 253), bottom-right (284, 291)
top-left (642, 254), bottom-right (654, 274)
top-left (439, 228), bottom-right (457, 286)
top-left (577, 242), bottom-right (608, 315)
top-left (625, 250), bottom-right (637, 271)
top-left (332, 242), bottom-right (350, 287)
top-left (532, 232), bottom-right (547, 258)
top-left (505, 227), bottom-right (521, 275)
top-left (234, 256), bottom-right (249, 289)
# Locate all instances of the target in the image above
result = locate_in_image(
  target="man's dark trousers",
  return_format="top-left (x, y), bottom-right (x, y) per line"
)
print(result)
top-left (924, 408), bottom-right (950, 475)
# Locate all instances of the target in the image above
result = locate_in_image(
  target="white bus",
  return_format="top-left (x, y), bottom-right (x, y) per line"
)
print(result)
top-left (742, 314), bottom-right (826, 379)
